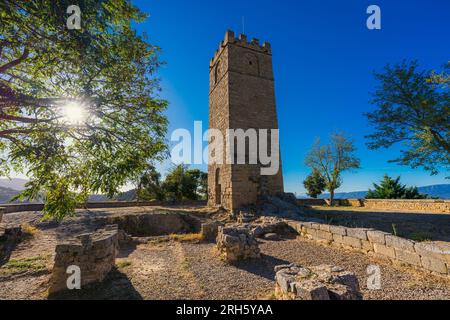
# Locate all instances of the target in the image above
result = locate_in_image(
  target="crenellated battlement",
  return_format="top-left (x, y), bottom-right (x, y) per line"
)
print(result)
top-left (210, 30), bottom-right (272, 67)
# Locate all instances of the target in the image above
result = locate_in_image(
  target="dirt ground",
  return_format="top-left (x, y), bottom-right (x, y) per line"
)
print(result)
top-left (1, 206), bottom-right (450, 300)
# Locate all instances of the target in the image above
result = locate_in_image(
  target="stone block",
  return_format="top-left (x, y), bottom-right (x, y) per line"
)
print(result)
top-left (216, 226), bottom-right (260, 263)
top-left (346, 228), bottom-right (369, 241)
top-left (201, 221), bottom-right (223, 240)
top-left (420, 255), bottom-right (448, 274)
top-left (316, 230), bottom-right (333, 241)
top-left (332, 234), bottom-right (344, 243)
top-left (274, 264), bottom-right (361, 300)
top-left (342, 236), bottom-right (362, 249)
top-left (329, 225), bottom-right (347, 236)
top-left (293, 280), bottom-right (330, 300)
top-left (373, 243), bottom-right (396, 259)
top-left (414, 241), bottom-right (450, 264)
top-left (361, 240), bottom-right (374, 252)
top-left (385, 235), bottom-right (415, 252)
top-left (367, 230), bottom-right (389, 245)
top-left (395, 249), bottom-right (421, 266)
top-left (319, 224), bottom-right (331, 232)
top-left (49, 225), bottom-right (119, 295)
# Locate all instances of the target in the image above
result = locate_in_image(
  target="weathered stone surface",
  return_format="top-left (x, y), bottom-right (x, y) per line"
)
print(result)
top-left (395, 249), bottom-right (421, 266)
top-left (361, 240), bottom-right (374, 252)
top-left (373, 243), bottom-right (396, 259)
top-left (49, 225), bottom-right (119, 295)
top-left (385, 235), bottom-right (415, 252)
top-left (201, 221), bottom-right (224, 240)
top-left (207, 31), bottom-right (284, 211)
top-left (329, 225), bottom-right (347, 236)
top-left (263, 233), bottom-right (280, 241)
top-left (367, 230), bottom-right (389, 245)
top-left (216, 226), bottom-right (260, 263)
top-left (421, 255), bottom-right (448, 274)
top-left (316, 230), bottom-right (333, 241)
top-left (274, 264), bottom-right (361, 300)
top-left (346, 228), bottom-right (369, 241)
top-left (249, 217), bottom-right (294, 239)
top-left (414, 241), bottom-right (450, 263)
top-left (342, 236), bottom-right (362, 249)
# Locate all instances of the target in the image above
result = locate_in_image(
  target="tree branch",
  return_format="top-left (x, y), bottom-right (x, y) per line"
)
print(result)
top-left (0, 48), bottom-right (29, 74)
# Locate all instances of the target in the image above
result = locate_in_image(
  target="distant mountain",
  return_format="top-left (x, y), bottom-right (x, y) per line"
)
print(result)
top-left (0, 186), bottom-right (20, 203)
top-left (418, 184), bottom-right (450, 199)
top-left (299, 184), bottom-right (450, 200)
top-left (0, 178), bottom-right (28, 191)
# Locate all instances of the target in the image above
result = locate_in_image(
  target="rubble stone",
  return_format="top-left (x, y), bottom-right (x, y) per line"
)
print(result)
top-left (274, 263), bottom-right (361, 300)
top-left (216, 226), bottom-right (260, 263)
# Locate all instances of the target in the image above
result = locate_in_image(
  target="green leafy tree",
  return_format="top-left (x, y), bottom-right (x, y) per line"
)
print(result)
top-left (366, 175), bottom-right (428, 199)
top-left (365, 60), bottom-right (449, 177)
top-left (162, 165), bottom-right (207, 201)
top-left (305, 132), bottom-right (360, 205)
top-left (136, 164), bottom-right (164, 201)
top-left (0, 1), bottom-right (167, 220)
top-left (303, 169), bottom-right (326, 198)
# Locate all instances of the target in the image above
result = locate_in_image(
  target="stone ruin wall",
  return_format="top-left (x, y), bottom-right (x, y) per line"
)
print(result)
top-left (286, 220), bottom-right (450, 277)
top-left (208, 30), bottom-right (284, 212)
top-left (49, 225), bottom-right (119, 295)
top-left (296, 199), bottom-right (450, 213)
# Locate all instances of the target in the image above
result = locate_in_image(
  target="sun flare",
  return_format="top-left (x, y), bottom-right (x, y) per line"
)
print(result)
top-left (61, 101), bottom-right (86, 125)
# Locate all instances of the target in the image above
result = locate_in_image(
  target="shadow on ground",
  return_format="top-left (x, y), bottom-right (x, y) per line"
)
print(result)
top-left (301, 207), bottom-right (450, 242)
top-left (48, 268), bottom-right (143, 300)
top-left (233, 253), bottom-right (290, 281)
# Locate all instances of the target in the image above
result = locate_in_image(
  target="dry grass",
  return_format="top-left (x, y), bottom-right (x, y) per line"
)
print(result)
top-left (116, 260), bottom-right (132, 269)
top-left (169, 233), bottom-right (204, 243)
top-left (21, 223), bottom-right (40, 240)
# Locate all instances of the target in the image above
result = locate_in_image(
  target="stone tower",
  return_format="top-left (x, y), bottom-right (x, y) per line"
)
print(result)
top-left (207, 30), bottom-right (284, 211)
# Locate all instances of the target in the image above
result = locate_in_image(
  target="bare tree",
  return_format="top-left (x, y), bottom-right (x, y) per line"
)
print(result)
top-left (305, 132), bottom-right (360, 205)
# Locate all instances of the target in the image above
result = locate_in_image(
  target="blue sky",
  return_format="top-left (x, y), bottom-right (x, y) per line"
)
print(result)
top-left (131, 0), bottom-right (450, 195)
top-left (5, 1), bottom-right (448, 194)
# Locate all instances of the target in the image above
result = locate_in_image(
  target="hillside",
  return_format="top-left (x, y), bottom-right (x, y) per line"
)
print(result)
top-left (0, 186), bottom-right (20, 203)
top-left (303, 184), bottom-right (450, 200)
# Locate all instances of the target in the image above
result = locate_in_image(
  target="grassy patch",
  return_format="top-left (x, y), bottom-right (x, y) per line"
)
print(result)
top-left (411, 232), bottom-right (433, 242)
top-left (169, 233), bottom-right (204, 243)
top-left (116, 260), bottom-right (132, 269)
top-left (20, 223), bottom-right (40, 240)
top-left (0, 255), bottom-right (49, 275)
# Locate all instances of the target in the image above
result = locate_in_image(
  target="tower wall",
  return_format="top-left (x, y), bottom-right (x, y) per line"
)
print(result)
top-left (208, 31), bottom-right (284, 212)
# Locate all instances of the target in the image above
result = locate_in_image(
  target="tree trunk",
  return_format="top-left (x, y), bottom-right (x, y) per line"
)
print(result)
top-left (329, 189), bottom-right (335, 206)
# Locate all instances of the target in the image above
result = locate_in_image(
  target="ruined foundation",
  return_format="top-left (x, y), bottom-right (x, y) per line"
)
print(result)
top-left (49, 225), bottom-right (119, 295)
top-left (216, 226), bottom-right (260, 263)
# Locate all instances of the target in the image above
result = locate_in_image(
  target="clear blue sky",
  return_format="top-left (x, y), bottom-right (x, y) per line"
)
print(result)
top-left (132, 0), bottom-right (449, 195)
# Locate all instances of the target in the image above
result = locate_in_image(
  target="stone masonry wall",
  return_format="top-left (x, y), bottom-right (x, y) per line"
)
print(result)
top-left (49, 225), bottom-right (119, 294)
top-left (207, 30), bottom-right (284, 211)
top-left (286, 220), bottom-right (450, 277)
top-left (296, 199), bottom-right (450, 213)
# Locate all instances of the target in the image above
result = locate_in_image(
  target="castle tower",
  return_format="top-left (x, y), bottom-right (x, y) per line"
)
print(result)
top-left (207, 30), bottom-right (284, 211)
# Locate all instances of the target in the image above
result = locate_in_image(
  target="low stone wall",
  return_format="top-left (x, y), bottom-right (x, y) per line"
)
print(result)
top-left (296, 199), bottom-right (450, 213)
top-left (0, 200), bottom-right (207, 214)
top-left (362, 199), bottom-right (450, 213)
top-left (48, 225), bottom-right (119, 295)
top-left (287, 220), bottom-right (450, 277)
